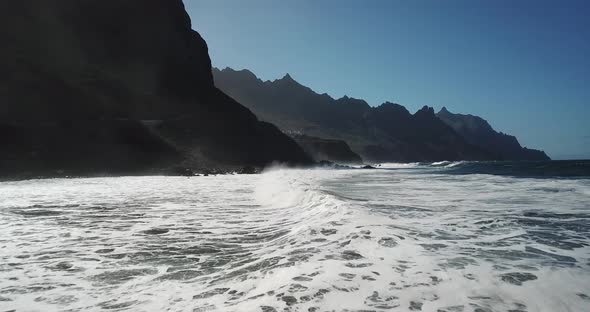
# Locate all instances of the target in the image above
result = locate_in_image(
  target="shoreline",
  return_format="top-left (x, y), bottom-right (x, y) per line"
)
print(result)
top-left (0, 161), bottom-right (374, 183)
top-left (4, 159), bottom-right (587, 182)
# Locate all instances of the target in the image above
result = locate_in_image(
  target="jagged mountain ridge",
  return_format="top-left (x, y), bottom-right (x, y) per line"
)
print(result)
top-left (437, 107), bottom-right (549, 161)
top-left (213, 67), bottom-right (494, 162)
top-left (0, 0), bottom-right (311, 178)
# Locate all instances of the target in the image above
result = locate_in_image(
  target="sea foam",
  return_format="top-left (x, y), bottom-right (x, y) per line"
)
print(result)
top-left (0, 167), bottom-right (589, 311)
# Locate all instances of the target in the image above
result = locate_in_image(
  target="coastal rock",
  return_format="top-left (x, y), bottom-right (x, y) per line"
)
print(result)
top-left (238, 166), bottom-right (258, 174)
top-left (0, 0), bottom-right (311, 178)
top-left (292, 134), bottom-right (362, 163)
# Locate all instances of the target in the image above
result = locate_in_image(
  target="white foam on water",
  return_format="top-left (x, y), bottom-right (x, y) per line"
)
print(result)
top-left (0, 168), bottom-right (589, 311)
top-left (444, 161), bottom-right (466, 168)
top-left (429, 160), bottom-right (467, 168)
top-left (376, 162), bottom-right (422, 169)
top-left (431, 161), bottom-right (452, 166)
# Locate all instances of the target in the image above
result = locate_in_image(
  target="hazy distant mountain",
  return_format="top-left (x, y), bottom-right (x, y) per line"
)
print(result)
top-left (213, 67), bottom-right (493, 162)
top-left (437, 107), bottom-right (550, 161)
top-left (292, 134), bottom-right (362, 163)
top-left (0, 0), bottom-right (310, 178)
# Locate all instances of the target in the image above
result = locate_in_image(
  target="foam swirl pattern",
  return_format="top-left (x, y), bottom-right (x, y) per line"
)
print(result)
top-left (0, 166), bottom-right (589, 311)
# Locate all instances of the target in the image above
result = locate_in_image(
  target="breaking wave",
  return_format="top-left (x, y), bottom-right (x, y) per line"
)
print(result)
top-left (1, 163), bottom-right (589, 311)
top-left (376, 160), bottom-right (590, 178)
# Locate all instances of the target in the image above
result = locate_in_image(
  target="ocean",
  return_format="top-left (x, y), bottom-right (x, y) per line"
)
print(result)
top-left (1, 161), bottom-right (589, 311)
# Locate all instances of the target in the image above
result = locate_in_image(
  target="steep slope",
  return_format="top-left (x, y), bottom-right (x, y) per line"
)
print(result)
top-left (0, 0), bottom-right (310, 178)
top-left (437, 107), bottom-right (550, 161)
top-left (214, 67), bottom-right (492, 162)
top-left (364, 104), bottom-right (492, 161)
top-left (292, 135), bottom-right (363, 163)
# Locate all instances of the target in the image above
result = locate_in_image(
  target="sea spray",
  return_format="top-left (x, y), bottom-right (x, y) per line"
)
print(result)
top-left (1, 164), bottom-right (589, 311)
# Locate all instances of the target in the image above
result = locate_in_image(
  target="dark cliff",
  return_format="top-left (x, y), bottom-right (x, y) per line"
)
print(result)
top-left (363, 104), bottom-right (491, 162)
top-left (437, 107), bottom-right (550, 161)
top-left (292, 135), bottom-right (363, 164)
top-left (0, 0), bottom-right (310, 178)
top-left (213, 67), bottom-right (492, 162)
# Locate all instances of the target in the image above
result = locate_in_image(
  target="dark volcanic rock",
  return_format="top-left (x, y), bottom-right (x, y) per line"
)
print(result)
top-left (238, 166), bottom-right (258, 174)
top-left (437, 107), bottom-right (550, 160)
top-left (0, 0), bottom-right (311, 178)
top-left (292, 134), bottom-right (362, 163)
top-left (0, 121), bottom-right (180, 178)
top-left (213, 67), bottom-right (494, 162)
top-left (315, 160), bottom-right (352, 169)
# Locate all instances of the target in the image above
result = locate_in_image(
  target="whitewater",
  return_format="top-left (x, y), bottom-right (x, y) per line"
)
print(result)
top-left (1, 164), bottom-right (589, 311)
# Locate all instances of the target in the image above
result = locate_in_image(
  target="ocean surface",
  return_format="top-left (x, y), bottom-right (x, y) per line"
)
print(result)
top-left (1, 161), bottom-right (589, 312)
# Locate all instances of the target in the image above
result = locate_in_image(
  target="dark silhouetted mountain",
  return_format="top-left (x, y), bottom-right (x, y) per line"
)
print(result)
top-left (292, 135), bottom-right (362, 164)
top-left (437, 107), bottom-right (550, 161)
top-left (0, 0), bottom-right (310, 178)
top-left (214, 67), bottom-right (493, 162)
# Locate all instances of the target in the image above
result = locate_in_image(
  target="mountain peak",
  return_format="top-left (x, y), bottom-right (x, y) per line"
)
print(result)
top-left (439, 106), bottom-right (450, 114)
top-left (273, 73), bottom-right (299, 85)
top-left (274, 73), bottom-right (305, 88)
top-left (415, 105), bottom-right (435, 117)
top-left (213, 67), bottom-right (262, 83)
top-left (223, 67), bottom-right (257, 79)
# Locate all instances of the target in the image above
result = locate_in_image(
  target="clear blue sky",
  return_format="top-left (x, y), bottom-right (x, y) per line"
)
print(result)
top-left (185, 0), bottom-right (589, 160)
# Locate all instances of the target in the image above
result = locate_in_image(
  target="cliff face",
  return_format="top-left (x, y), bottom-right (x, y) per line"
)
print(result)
top-left (292, 135), bottom-right (363, 164)
top-left (0, 0), bottom-right (310, 177)
top-left (363, 104), bottom-right (491, 162)
top-left (0, 0), bottom-right (213, 121)
top-left (437, 107), bottom-right (550, 161)
top-left (214, 67), bottom-right (492, 162)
